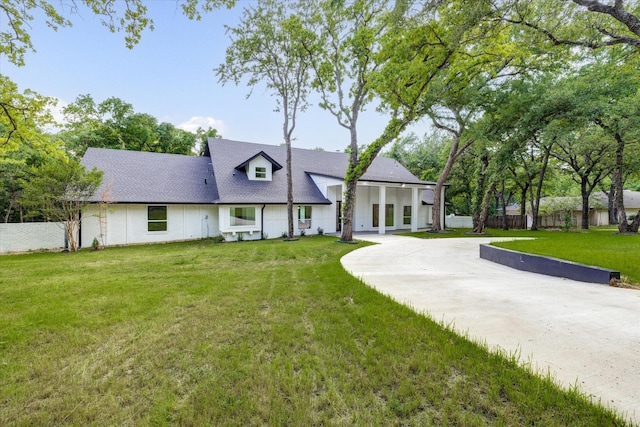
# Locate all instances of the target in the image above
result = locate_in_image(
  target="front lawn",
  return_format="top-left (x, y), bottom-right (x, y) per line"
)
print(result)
top-left (0, 237), bottom-right (630, 425)
top-left (401, 227), bottom-right (640, 284)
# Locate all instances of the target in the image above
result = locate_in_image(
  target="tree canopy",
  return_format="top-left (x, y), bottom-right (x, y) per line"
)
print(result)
top-left (60, 95), bottom-right (201, 157)
top-left (19, 157), bottom-right (103, 251)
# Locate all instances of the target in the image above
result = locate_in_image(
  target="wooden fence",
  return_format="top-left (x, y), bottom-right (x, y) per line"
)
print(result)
top-left (485, 215), bottom-right (526, 230)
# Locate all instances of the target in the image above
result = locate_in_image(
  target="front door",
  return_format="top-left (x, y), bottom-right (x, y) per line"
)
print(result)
top-left (336, 201), bottom-right (342, 232)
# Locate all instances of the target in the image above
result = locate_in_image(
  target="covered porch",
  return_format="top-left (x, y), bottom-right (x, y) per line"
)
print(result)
top-left (324, 180), bottom-right (444, 235)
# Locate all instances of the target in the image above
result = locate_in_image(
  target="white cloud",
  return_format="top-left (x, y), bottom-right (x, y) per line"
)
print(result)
top-left (177, 116), bottom-right (228, 136)
top-left (43, 98), bottom-right (69, 132)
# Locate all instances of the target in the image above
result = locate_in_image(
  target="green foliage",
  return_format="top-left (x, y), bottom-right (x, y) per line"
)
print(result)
top-left (0, 238), bottom-right (629, 425)
top-left (0, 133), bottom-right (68, 222)
top-left (1, 0), bottom-right (235, 67)
top-left (216, 0), bottom-right (313, 239)
top-left (0, 76), bottom-right (58, 155)
top-left (195, 127), bottom-right (220, 155)
top-left (59, 94), bottom-right (199, 156)
top-left (216, 0), bottom-right (311, 115)
top-left (19, 157), bottom-right (103, 251)
top-left (384, 132), bottom-right (446, 182)
top-left (1, 0), bottom-right (232, 161)
top-left (508, 0), bottom-right (640, 50)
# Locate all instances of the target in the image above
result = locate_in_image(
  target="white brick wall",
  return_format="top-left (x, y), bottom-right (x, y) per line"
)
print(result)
top-left (445, 215), bottom-right (473, 228)
top-left (0, 222), bottom-right (66, 253)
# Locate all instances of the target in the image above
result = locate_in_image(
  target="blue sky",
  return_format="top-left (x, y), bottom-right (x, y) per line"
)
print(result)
top-left (1, 2), bottom-right (429, 153)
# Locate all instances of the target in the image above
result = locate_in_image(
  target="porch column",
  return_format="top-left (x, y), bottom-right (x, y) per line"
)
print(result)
top-left (378, 185), bottom-right (386, 234)
top-left (411, 187), bottom-right (419, 232)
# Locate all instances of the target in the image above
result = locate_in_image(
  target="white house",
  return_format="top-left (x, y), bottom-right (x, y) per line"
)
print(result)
top-left (79, 138), bottom-right (444, 247)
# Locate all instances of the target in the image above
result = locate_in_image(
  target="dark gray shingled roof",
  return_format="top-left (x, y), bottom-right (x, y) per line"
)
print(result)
top-left (81, 147), bottom-right (218, 203)
top-left (81, 139), bottom-right (433, 205)
top-left (206, 139), bottom-right (330, 204)
top-left (205, 138), bottom-right (432, 205)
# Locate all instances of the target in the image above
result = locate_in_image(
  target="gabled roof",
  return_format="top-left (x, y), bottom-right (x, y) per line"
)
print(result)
top-left (81, 148), bottom-right (218, 204)
top-left (234, 151), bottom-right (283, 172)
top-left (205, 138), bottom-right (433, 205)
top-left (205, 138), bottom-right (432, 204)
top-left (81, 139), bottom-right (433, 206)
top-left (206, 139), bottom-right (329, 205)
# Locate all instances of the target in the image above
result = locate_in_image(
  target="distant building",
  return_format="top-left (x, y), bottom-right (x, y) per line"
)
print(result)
top-left (505, 191), bottom-right (640, 228)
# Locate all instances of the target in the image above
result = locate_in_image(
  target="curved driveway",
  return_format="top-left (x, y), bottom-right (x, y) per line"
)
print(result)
top-left (341, 234), bottom-right (640, 424)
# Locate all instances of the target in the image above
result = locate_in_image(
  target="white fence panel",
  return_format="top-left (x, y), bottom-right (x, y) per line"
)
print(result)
top-left (0, 222), bottom-right (66, 253)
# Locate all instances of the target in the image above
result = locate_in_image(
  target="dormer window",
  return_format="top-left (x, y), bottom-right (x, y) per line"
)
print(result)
top-left (235, 151), bottom-right (283, 182)
top-left (255, 166), bottom-right (267, 179)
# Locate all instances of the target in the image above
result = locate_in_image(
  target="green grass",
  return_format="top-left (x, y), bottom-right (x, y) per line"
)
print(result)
top-left (0, 237), bottom-right (631, 425)
top-left (401, 227), bottom-right (640, 284)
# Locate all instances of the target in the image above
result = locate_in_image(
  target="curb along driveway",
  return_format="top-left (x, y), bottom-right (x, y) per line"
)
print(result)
top-left (340, 234), bottom-right (640, 424)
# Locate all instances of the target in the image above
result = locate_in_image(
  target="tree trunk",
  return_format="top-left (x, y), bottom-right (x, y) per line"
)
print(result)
top-left (340, 125), bottom-right (360, 242)
top-left (472, 154), bottom-right (488, 231)
top-left (607, 183), bottom-right (617, 225)
top-left (529, 144), bottom-right (551, 231)
top-left (4, 197), bottom-right (14, 223)
top-left (473, 182), bottom-right (496, 233)
top-left (340, 178), bottom-right (358, 241)
top-left (519, 184), bottom-right (528, 229)
top-left (65, 220), bottom-right (78, 252)
top-left (431, 139), bottom-right (459, 231)
top-left (628, 211), bottom-right (640, 233)
top-left (286, 136), bottom-right (294, 239)
top-left (580, 178), bottom-right (590, 230)
top-left (339, 116), bottom-right (414, 241)
top-left (609, 133), bottom-right (636, 233)
top-left (499, 183), bottom-right (509, 231)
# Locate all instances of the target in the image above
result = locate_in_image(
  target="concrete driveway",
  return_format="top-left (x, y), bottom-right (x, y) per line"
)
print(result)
top-left (340, 234), bottom-right (640, 424)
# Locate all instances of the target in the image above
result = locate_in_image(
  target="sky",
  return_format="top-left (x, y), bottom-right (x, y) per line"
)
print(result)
top-left (1, 1), bottom-right (431, 153)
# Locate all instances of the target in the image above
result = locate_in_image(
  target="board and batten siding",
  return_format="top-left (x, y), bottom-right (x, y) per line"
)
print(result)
top-left (218, 204), bottom-right (335, 241)
top-left (81, 204), bottom-right (218, 248)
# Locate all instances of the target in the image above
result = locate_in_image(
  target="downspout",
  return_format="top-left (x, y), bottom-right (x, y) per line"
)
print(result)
top-left (261, 204), bottom-right (266, 240)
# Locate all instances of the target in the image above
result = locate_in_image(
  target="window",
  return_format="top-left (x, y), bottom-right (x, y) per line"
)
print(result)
top-left (255, 166), bottom-right (267, 179)
top-left (403, 206), bottom-right (412, 225)
top-left (372, 204), bottom-right (394, 227)
top-left (148, 206), bottom-right (167, 232)
top-left (230, 207), bottom-right (256, 226)
top-left (298, 206), bottom-right (312, 229)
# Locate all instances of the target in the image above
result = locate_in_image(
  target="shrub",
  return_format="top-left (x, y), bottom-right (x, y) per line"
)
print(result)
top-left (210, 235), bottom-right (225, 244)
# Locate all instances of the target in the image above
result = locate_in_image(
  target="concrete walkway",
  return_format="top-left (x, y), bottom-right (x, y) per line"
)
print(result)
top-left (341, 234), bottom-right (640, 424)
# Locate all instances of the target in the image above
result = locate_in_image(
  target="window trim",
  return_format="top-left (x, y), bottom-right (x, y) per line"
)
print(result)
top-left (255, 166), bottom-right (267, 179)
top-left (298, 205), bottom-right (312, 229)
top-left (403, 205), bottom-right (412, 225)
top-left (147, 205), bottom-right (168, 232)
top-left (230, 206), bottom-right (256, 227)
top-left (372, 204), bottom-right (394, 227)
